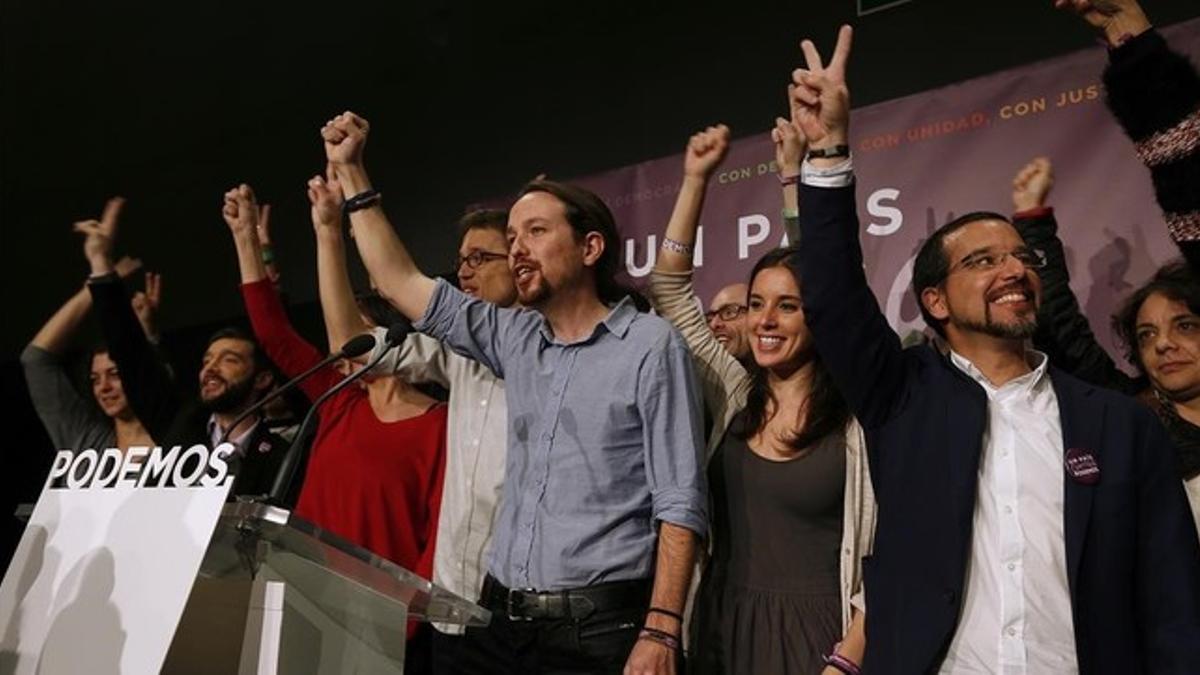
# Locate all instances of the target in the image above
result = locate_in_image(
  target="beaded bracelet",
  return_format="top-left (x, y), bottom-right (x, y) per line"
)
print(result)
top-left (638, 627), bottom-right (681, 652)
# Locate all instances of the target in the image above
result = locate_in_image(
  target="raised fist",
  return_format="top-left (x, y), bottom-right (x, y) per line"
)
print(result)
top-left (683, 125), bottom-right (731, 179)
top-left (1012, 157), bottom-right (1054, 212)
top-left (322, 111), bottom-right (370, 167)
top-left (221, 184), bottom-right (260, 237)
top-left (308, 164), bottom-right (345, 231)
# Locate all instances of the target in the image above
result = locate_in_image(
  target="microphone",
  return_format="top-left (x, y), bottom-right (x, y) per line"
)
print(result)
top-left (217, 333), bottom-right (377, 445)
top-left (265, 324), bottom-right (408, 507)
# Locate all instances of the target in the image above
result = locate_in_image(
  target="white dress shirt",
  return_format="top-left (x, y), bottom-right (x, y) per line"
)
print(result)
top-left (370, 329), bottom-right (507, 635)
top-left (940, 350), bottom-right (1078, 674)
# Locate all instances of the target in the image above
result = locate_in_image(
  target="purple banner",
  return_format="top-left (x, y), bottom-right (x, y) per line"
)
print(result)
top-left (576, 19), bottom-right (1199, 362)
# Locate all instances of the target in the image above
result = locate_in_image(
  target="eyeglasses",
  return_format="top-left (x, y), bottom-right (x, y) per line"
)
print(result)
top-left (705, 303), bottom-right (747, 322)
top-left (455, 250), bottom-right (508, 270)
top-left (951, 248), bottom-right (1046, 274)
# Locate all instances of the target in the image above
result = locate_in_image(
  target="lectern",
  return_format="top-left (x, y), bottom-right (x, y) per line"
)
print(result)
top-left (165, 500), bottom-right (489, 674)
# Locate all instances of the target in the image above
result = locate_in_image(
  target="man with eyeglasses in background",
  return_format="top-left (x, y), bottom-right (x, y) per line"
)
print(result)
top-left (793, 25), bottom-right (1200, 673)
top-left (703, 283), bottom-right (752, 365)
top-left (334, 207), bottom-right (518, 673)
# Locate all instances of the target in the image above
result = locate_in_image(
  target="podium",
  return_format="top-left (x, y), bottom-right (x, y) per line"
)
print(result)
top-left (160, 499), bottom-right (490, 675)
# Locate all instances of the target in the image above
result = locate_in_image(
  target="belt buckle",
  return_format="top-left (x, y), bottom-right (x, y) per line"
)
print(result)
top-left (506, 587), bottom-right (537, 622)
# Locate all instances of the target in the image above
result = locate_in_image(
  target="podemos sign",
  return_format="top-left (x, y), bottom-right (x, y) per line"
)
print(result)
top-left (0, 444), bottom-right (236, 675)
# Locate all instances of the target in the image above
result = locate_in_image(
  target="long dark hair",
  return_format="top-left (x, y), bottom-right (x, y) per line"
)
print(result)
top-left (735, 246), bottom-right (850, 453)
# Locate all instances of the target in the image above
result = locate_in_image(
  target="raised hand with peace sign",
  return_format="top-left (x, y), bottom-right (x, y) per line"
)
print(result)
top-left (790, 25), bottom-right (853, 159)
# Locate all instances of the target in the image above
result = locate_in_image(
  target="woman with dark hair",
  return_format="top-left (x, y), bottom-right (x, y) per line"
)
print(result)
top-left (221, 180), bottom-right (447, 657)
top-left (648, 125), bottom-right (874, 675)
top-left (22, 243), bottom-right (158, 455)
top-left (1010, 157), bottom-right (1200, 533)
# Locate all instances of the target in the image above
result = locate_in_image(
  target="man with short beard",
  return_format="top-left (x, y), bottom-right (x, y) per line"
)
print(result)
top-left (80, 200), bottom-right (289, 499)
top-left (792, 25), bottom-right (1200, 674)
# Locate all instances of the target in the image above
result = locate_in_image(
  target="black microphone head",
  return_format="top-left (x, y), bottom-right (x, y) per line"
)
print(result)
top-left (339, 333), bottom-right (377, 358)
top-left (385, 319), bottom-right (413, 345)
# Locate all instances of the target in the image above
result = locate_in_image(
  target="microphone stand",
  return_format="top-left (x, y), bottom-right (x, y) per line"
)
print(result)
top-left (264, 343), bottom-right (397, 507)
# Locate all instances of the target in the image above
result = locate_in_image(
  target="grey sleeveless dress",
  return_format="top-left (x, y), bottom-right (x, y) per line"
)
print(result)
top-left (691, 412), bottom-right (846, 675)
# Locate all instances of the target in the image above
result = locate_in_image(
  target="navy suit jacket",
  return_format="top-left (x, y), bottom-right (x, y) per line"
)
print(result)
top-left (798, 182), bottom-right (1200, 673)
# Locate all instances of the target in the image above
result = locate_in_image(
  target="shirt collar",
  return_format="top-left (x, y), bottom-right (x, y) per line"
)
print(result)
top-left (208, 413), bottom-right (260, 454)
top-left (949, 348), bottom-right (1050, 396)
top-left (537, 295), bottom-right (638, 344)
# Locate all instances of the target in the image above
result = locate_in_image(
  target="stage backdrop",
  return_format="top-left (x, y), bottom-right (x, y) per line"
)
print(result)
top-left (571, 19), bottom-right (1199, 364)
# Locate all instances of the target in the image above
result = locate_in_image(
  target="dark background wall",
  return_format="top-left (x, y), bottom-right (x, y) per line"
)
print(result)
top-left (3, 0), bottom-right (1198, 565)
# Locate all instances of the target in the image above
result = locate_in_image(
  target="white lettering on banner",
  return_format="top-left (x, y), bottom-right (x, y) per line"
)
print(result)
top-left (866, 188), bottom-right (904, 236)
top-left (47, 444), bottom-right (234, 490)
top-left (738, 214), bottom-right (770, 260)
top-left (625, 235), bottom-right (656, 278)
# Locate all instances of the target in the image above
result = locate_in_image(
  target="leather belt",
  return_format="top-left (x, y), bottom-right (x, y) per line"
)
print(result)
top-left (480, 574), bottom-right (652, 622)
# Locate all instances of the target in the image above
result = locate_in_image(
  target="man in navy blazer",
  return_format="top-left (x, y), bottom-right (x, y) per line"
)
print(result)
top-left (790, 26), bottom-right (1200, 674)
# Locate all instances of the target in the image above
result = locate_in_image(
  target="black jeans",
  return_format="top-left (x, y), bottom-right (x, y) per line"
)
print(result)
top-left (431, 629), bottom-right (464, 675)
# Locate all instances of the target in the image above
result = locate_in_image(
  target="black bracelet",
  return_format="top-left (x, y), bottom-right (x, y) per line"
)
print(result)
top-left (343, 189), bottom-right (382, 214)
top-left (807, 144), bottom-right (850, 160)
top-left (646, 607), bottom-right (684, 623)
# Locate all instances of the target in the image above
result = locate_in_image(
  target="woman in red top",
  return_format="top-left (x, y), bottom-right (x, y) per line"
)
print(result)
top-left (221, 180), bottom-right (447, 596)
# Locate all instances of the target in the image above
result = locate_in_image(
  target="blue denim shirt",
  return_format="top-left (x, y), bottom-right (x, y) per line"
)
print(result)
top-left (415, 279), bottom-right (708, 590)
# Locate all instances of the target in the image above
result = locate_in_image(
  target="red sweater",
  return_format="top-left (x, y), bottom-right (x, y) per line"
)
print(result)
top-left (241, 281), bottom-right (447, 597)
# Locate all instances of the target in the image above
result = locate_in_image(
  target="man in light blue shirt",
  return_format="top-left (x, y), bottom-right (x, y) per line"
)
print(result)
top-left (321, 111), bottom-right (706, 675)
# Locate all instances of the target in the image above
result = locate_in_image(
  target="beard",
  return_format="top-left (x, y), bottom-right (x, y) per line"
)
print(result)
top-left (201, 373), bottom-right (257, 413)
top-left (955, 302), bottom-right (1038, 340)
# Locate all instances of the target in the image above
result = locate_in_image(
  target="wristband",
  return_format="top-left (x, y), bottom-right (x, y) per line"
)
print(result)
top-left (646, 607), bottom-right (684, 623)
top-left (638, 627), bottom-right (681, 652)
top-left (261, 247), bottom-right (276, 264)
top-left (807, 144), bottom-right (850, 160)
top-left (661, 237), bottom-right (694, 256)
top-left (823, 651), bottom-right (861, 675)
top-left (778, 173), bottom-right (800, 187)
top-left (343, 189), bottom-right (382, 214)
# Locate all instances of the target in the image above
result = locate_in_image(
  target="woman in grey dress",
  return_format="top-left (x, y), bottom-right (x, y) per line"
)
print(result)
top-left (648, 125), bottom-right (875, 674)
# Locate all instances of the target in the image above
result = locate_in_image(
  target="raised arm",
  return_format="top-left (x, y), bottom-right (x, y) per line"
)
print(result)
top-left (647, 127), bottom-right (749, 422)
top-left (322, 111), bottom-right (437, 320)
top-left (1057, 0), bottom-right (1200, 269)
top-left (308, 166), bottom-right (372, 354)
top-left (776, 93), bottom-right (808, 243)
top-left (792, 26), bottom-right (910, 429)
top-left (655, 125), bottom-right (728, 275)
top-left (79, 198), bottom-right (182, 441)
top-left (1011, 157), bottom-right (1141, 393)
top-left (222, 184), bottom-right (270, 285)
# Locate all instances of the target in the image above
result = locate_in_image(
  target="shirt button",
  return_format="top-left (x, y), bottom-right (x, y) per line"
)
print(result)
top-left (480, 399), bottom-right (488, 407)
top-left (1007, 563), bottom-right (1016, 571)
top-left (1004, 505), bottom-right (1013, 514)
top-left (1007, 628), bottom-right (1017, 637)
top-left (472, 438), bottom-right (480, 446)
top-left (457, 562), bottom-right (463, 569)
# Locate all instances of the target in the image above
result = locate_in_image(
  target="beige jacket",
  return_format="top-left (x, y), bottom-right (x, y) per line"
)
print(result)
top-left (648, 268), bottom-right (877, 633)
